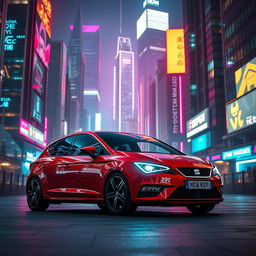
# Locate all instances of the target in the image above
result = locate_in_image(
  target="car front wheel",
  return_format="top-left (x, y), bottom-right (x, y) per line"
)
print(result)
top-left (187, 203), bottom-right (216, 215)
top-left (27, 178), bottom-right (49, 211)
top-left (104, 173), bottom-right (136, 215)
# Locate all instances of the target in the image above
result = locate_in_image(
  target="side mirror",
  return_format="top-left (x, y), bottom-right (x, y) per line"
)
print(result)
top-left (80, 146), bottom-right (97, 159)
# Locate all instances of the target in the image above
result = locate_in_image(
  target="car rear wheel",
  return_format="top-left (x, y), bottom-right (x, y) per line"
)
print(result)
top-left (104, 173), bottom-right (137, 215)
top-left (27, 178), bottom-right (49, 211)
top-left (187, 203), bottom-right (216, 215)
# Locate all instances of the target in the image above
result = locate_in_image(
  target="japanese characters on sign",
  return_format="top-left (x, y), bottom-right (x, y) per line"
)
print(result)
top-left (167, 29), bottom-right (186, 74)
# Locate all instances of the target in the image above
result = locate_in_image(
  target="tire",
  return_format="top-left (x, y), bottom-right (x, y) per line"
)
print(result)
top-left (187, 203), bottom-right (216, 215)
top-left (97, 203), bottom-right (108, 212)
top-left (104, 173), bottom-right (137, 215)
top-left (26, 177), bottom-right (49, 211)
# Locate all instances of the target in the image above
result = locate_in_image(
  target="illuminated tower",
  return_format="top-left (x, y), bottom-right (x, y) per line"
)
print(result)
top-left (113, 37), bottom-right (135, 132)
top-left (67, 7), bottom-right (85, 132)
top-left (137, 0), bottom-right (169, 136)
top-left (83, 25), bottom-right (101, 131)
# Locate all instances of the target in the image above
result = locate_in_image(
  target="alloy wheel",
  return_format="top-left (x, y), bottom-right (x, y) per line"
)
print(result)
top-left (27, 179), bottom-right (41, 208)
top-left (105, 175), bottom-right (126, 210)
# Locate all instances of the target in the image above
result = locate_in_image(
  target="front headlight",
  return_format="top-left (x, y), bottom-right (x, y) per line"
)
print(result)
top-left (212, 165), bottom-right (221, 177)
top-left (134, 162), bottom-right (170, 174)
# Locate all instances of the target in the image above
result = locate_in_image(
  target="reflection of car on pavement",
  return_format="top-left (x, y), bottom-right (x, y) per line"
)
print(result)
top-left (26, 131), bottom-right (223, 215)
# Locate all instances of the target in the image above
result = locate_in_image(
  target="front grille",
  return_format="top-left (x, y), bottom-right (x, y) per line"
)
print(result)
top-left (177, 167), bottom-right (211, 177)
top-left (169, 187), bottom-right (221, 199)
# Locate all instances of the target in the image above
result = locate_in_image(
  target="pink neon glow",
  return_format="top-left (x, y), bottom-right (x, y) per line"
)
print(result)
top-left (253, 145), bottom-right (256, 154)
top-left (19, 118), bottom-right (45, 148)
top-left (205, 156), bottom-right (210, 161)
top-left (44, 116), bottom-right (48, 146)
top-left (178, 76), bottom-right (184, 134)
top-left (69, 25), bottom-right (100, 32)
top-left (211, 154), bottom-right (221, 161)
top-left (180, 141), bottom-right (184, 152)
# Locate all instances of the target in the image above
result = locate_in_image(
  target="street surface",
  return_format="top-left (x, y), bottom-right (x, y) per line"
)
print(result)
top-left (0, 194), bottom-right (255, 256)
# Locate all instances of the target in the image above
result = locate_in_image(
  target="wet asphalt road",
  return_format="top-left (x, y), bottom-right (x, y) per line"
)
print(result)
top-left (0, 194), bottom-right (255, 256)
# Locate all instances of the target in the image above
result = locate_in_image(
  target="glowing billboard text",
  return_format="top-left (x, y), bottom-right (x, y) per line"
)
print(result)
top-left (36, 0), bottom-right (52, 38)
top-left (226, 89), bottom-right (256, 133)
top-left (235, 57), bottom-right (256, 98)
top-left (167, 29), bottom-right (185, 74)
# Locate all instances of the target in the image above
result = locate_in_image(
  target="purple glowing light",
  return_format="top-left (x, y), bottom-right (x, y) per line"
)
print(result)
top-left (179, 76), bottom-right (184, 134)
top-left (69, 25), bottom-right (100, 32)
top-left (211, 154), bottom-right (221, 161)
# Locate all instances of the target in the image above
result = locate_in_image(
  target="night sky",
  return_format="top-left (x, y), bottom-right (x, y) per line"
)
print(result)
top-left (51, 0), bottom-right (183, 130)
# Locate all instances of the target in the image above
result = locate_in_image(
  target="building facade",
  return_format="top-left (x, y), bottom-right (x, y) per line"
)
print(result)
top-left (83, 25), bottom-right (101, 131)
top-left (0, 0), bottom-right (7, 92)
top-left (1, 0), bottom-right (52, 174)
top-left (113, 36), bottom-right (135, 132)
top-left (67, 8), bottom-right (85, 132)
top-left (183, 0), bottom-right (226, 159)
top-left (47, 41), bottom-right (67, 143)
top-left (210, 0), bottom-right (256, 173)
top-left (137, 2), bottom-right (169, 136)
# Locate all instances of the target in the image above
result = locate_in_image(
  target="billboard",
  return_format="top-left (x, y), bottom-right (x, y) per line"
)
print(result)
top-left (168, 75), bottom-right (184, 135)
top-left (36, 0), bottom-right (52, 38)
top-left (4, 19), bottom-right (25, 52)
top-left (226, 89), bottom-right (256, 133)
top-left (235, 57), bottom-right (256, 98)
top-left (167, 29), bottom-right (185, 74)
top-left (143, 0), bottom-right (159, 8)
top-left (222, 146), bottom-right (252, 160)
top-left (186, 108), bottom-right (210, 138)
top-left (137, 9), bottom-right (168, 39)
top-left (191, 131), bottom-right (211, 153)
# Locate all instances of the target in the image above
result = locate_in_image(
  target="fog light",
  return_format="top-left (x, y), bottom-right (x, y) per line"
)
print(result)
top-left (141, 185), bottom-right (162, 193)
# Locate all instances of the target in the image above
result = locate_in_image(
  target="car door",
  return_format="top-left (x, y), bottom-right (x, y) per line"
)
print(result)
top-left (67, 134), bottom-right (109, 198)
top-left (45, 136), bottom-right (78, 197)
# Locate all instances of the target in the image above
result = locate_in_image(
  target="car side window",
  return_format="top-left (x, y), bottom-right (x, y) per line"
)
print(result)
top-left (49, 136), bottom-right (75, 156)
top-left (71, 134), bottom-right (108, 156)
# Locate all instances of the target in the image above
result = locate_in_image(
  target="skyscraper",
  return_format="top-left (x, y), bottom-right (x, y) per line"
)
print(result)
top-left (216, 0), bottom-right (256, 173)
top-left (113, 36), bottom-right (135, 132)
top-left (83, 25), bottom-right (101, 131)
top-left (137, 2), bottom-right (169, 136)
top-left (47, 41), bottom-right (67, 143)
top-left (182, 0), bottom-right (226, 157)
top-left (1, 0), bottom-right (52, 174)
top-left (67, 8), bottom-right (85, 132)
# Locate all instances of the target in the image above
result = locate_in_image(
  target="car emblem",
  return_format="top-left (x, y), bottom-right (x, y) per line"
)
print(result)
top-left (194, 169), bottom-right (200, 175)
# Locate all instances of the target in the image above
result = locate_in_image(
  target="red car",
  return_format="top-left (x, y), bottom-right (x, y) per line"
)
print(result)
top-left (26, 131), bottom-right (223, 215)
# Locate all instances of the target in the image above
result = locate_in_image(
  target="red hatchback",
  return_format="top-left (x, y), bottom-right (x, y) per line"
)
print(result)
top-left (26, 131), bottom-right (223, 215)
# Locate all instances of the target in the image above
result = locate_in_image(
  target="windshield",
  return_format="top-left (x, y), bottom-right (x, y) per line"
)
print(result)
top-left (96, 132), bottom-right (183, 155)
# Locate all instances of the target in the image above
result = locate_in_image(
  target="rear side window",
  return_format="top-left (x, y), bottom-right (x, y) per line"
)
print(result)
top-left (71, 134), bottom-right (109, 156)
top-left (49, 136), bottom-right (75, 156)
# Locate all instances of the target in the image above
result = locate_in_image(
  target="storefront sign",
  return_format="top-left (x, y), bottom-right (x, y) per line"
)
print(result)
top-left (222, 146), bottom-right (252, 160)
top-left (235, 57), bottom-right (256, 97)
top-left (191, 131), bottom-right (211, 153)
top-left (226, 89), bottom-right (256, 134)
top-left (186, 108), bottom-right (210, 138)
top-left (0, 97), bottom-right (11, 108)
top-left (19, 118), bottom-right (45, 147)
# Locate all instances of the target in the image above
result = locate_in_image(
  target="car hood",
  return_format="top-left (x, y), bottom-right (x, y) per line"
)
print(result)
top-left (116, 151), bottom-right (212, 168)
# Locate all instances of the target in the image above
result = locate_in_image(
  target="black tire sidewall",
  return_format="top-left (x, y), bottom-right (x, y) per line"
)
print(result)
top-left (104, 172), bottom-right (133, 215)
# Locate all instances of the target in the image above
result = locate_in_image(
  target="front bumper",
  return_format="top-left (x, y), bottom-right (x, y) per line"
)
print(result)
top-left (129, 170), bottom-right (223, 206)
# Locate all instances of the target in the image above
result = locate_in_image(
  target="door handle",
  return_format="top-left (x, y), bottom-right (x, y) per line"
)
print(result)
top-left (56, 164), bottom-right (70, 169)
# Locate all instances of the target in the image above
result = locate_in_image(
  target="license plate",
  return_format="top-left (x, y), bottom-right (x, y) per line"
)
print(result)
top-left (185, 180), bottom-right (211, 190)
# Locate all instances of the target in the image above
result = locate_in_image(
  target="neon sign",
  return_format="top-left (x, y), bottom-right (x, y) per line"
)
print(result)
top-left (4, 20), bottom-right (25, 51)
top-left (186, 108), bottom-right (210, 138)
top-left (36, 0), bottom-right (52, 38)
top-left (0, 97), bottom-right (11, 108)
top-left (143, 0), bottom-right (160, 8)
top-left (19, 118), bottom-right (45, 147)
top-left (222, 146), bottom-right (252, 160)
top-left (167, 29), bottom-right (186, 74)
